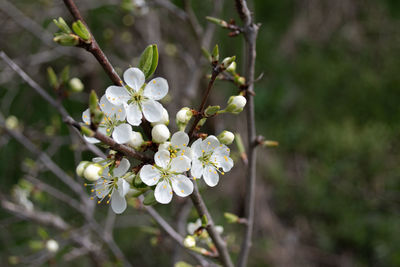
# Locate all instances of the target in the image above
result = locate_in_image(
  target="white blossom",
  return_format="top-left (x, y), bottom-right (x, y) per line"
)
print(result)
top-left (151, 124), bottom-right (170, 143)
top-left (151, 107), bottom-right (169, 126)
top-left (127, 131), bottom-right (144, 149)
top-left (160, 131), bottom-right (192, 160)
top-left (91, 158), bottom-right (131, 214)
top-left (105, 67), bottom-right (168, 126)
top-left (190, 136), bottom-right (234, 187)
top-left (139, 150), bottom-right (193, 204)
top-left (82, 95), bottom-right (132, 144)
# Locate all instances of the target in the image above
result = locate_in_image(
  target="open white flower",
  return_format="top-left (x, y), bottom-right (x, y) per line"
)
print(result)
top-left (160, 131), bottom-right (192, 160)
top-left (187, 218), bottom-right (224, 235)
top-left (105, 67), bottom-right (168, 126)
top-left (190, 136), bottom-right (234, 187)
top-left (139, 150), bottom-right (193, 204)
top-left (82, 95), bottom-right (132, 144)
top-left (91, 158), bottom-right (131, 214)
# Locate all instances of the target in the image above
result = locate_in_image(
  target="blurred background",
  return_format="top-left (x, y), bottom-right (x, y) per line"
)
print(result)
top-left (1, 0), bottom-right (400, 266)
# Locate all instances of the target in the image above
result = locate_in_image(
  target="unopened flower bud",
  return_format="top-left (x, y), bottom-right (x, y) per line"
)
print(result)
top-left (151, 108), bottom-right (169, 126)
top-left (176, 107), bottom-right (192, 124)
top-left (226, 61), bottom-right (236, 74)
top-left (46, 239), bottom-right (59, 253)
top-left (128, 131), bottom-right (144, 149)
top-left (76, 161), bottom-right (90, 177)
top-left (183, 236), bottom-right (196, 248)
top-left (53, 34), bottom-right (79, 46)
top-left (83, 163), bottom-right (103, 182)
top-left (204, 105), bottom-right (220, 117)
top-left (217, 130), bottom-right (235, 145)
top-left (234, 75), bottom-right (246, 85)
top-left (69, 77), bottom-right (84, 92)
top-left (151, 124), bottom-right (170, 143)
top-left (5, 116), bottom-right (19, 130)
top-left (226, 95), bottom-right (247, 113)
top-left (221, 56), bottom-right (236, 69)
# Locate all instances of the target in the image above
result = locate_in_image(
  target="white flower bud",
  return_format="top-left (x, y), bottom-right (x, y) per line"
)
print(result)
top-left (5, 115), bottom-right (19, 130)
top-left (221, 56), bottom-right (236, 69)
top-left (151, 108), bottom-right (169, 126)
top-left (226, 61), bottom-right (236, 73)
top-left (46, 239), bottom-right (59, 253)
top-left (151, 124), bottom-right (170, 143)
top-left (69, 77), bottom-right (84, 92)
top-left (226, 95), bottom-right (247, 113)
top-left (76, 161), bottom-right (90, 177)
top-left (217, 130), bottom-right (235, 145)
top-left (183, 235), bottom-right (196, 248)
top-left (128, 131), bottom-right (144, 149)
top-left (83, 163), bottom-right (103, 182)
top-left (176, 107), bottom-right (192, 124)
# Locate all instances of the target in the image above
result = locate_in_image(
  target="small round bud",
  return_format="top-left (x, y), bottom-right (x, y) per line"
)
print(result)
top-left (176, 107), bottom-right (192, 124)
top-left (151, 124), bottom-right (170, 143)
top-left (46, 239), bottom-right (59, 253)
top-left (5, 115), bottom-right (19, 130)
top-left (69, 77), bottom-right (84, 92)
top-left (128, 131), bottom-right (144, 149)
top-left (226, 95), bottom-right (247, 113)
top-left (76, 161), bottom-right (90, 177)
top-left (151, 108), bottom-right (169, 126)
top-left (217, 130), bottom-right (235, 145)
top-left (83, 163), bottom-right (103, 182)
top-left (183, 235), bottom-right (196, 248)
top-left (221, 56), bottom-right (236, 69)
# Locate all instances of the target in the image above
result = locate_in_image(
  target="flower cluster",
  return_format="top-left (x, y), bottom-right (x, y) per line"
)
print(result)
top-left (77, 65), bottom-right (244, 213)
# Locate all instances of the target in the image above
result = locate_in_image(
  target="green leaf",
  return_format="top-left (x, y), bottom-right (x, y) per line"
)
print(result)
top-left (143, 191), bottom-right (157, 206)
top-left (211, 44), bottom-right (219, 62)
top-left (201, 214), bottom-right (208, 227)
top-left (72, 20), bottom-right (91, 42)
top-left (53, 17), bottom-right (71, 34)
top-left (138, 44), bottom-right (159, 79)
top-left (60, 65), bottom-right (70, 84)
top-left (46, 67), bottom-right (58, 88)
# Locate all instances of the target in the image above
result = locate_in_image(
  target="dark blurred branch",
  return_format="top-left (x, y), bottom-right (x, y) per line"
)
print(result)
top-left (234, 1), bottom-right (260, 267)
top-left (62, 0), bottom-right (121, 85)
top-left (0, 51), bottom-right (104, 158)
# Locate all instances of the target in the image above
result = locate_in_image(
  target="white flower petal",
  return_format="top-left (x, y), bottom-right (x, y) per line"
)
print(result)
top-left (191, 138), bottom-right (203, 157)
top-left (216, 155), bottom-right (234, 172)
top-left (84, 135), bottom-right (100, 144)
top-left (154, 180), bottom-right (173, 204)
top-left (117, 178), bottom-right (129, 196)
top-left (202, 135), bottom-right (220, 153)
top-left (113, 158), bottom-right (131, 177)
top-left (100, 95), bottom-right (126, 121)
top-left (105, 85), bottom-right (130, 105)
top-left (170, 155), bottom-right (191, 173)
top-left (171, 131), bottom-right (189, 147)
top-left (171, 175), bottom-right (193, 197)
top-left (140, 165), bottom-right (161, 186)
top-left (203, 165), bottom-right (219, 187)
top-left (111, 192), bottom-right (127, 214)
top-left (187, 219), bottom-right (201, 235)
top-left (142, 99), bottom-right (163, 123)
top-left (82, 109), bottom-right (91, 125)
top-left (143, 77), bottom-right (168, 100)
top-left (92, 157), bottom-right (104, 163)
top-left (214, 145), bottom-right (231, 157)
top-left (190, 159), bottom-right (203, 179)
top-left (123, 67), bottom-right (145, 91)
top-left (126, 103), bottom-right (143, 126)
top-left (155, 150), bottom-right (170, 169)
top-left (112, 123), bottom-right (133, 144)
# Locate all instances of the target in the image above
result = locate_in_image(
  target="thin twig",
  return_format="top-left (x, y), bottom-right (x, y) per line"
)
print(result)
top-left (62, 0), bottom-right (121, 85)
top-left (190, 183), bottom-right (234, 267)
top-left (234, 1), bottom-right (260, 266)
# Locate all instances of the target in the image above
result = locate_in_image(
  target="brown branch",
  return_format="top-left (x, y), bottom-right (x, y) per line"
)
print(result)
top-left (62, 0), bottom-right (121, 86)
top-left (190, 183), bottom-right (234, 267)
top-left (234, 1), bottom-right (260, 267)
